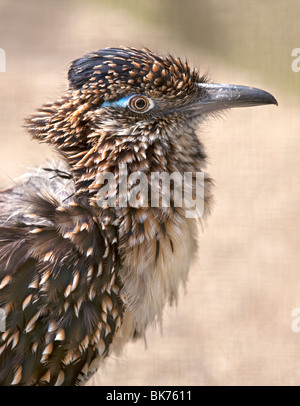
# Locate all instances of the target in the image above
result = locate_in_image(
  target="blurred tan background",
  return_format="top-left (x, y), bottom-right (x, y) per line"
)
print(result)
top-left (0, 0), bottom-right (300, 386)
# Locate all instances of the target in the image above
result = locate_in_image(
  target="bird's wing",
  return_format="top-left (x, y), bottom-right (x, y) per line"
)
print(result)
top-left (0, 174), bottom-right (123, 385)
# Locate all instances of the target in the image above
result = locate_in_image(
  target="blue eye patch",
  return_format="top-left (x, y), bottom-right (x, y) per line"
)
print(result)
top-left (102, 96), bottom-right (131, 108)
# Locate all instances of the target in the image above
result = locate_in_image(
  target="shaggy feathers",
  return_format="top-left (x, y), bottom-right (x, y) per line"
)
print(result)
top-left (0, 47), bottom-right (213, 385)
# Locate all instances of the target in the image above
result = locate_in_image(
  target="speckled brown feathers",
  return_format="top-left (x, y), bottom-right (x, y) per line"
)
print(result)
top-left (0, 47), bottom-right (215, 385)
top-left (0, 188), bottom-right (124, 385)
top-left (25, 47), bottom-right (208, 197)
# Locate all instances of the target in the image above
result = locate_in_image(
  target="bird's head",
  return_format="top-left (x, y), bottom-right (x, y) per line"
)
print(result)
top-left (26, 47), bottom-right (277, 198)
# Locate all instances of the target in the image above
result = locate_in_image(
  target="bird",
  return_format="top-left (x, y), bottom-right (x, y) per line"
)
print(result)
top-left (0, 47), bottom-right (277, 386)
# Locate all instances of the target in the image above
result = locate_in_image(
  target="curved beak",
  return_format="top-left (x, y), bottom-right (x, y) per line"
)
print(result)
top-left (189, 83), bottom-right (278, 115)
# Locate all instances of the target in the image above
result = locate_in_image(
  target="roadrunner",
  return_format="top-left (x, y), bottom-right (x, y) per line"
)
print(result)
top-left (0, 47), bottom-right (277, 385)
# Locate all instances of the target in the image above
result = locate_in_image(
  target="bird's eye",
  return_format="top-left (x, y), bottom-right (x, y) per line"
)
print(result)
top-left (101, 94), bottom-right (155, 113)
top-left (128, 95), bottom-right (154, 113)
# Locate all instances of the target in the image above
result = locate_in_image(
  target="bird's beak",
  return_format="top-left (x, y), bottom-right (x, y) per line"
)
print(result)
top-left (189, 83), bottom-right (278, 115)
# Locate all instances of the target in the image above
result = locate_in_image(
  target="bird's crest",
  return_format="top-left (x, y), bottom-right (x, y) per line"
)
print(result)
top-left (68, 47), bottom-right (201, 101)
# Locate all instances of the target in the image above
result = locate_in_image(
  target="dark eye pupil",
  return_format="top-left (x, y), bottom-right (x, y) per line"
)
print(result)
top-left (128, 95), bottom-right (153, 113)
top-left (135, 98), bottom-right (146, 109)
